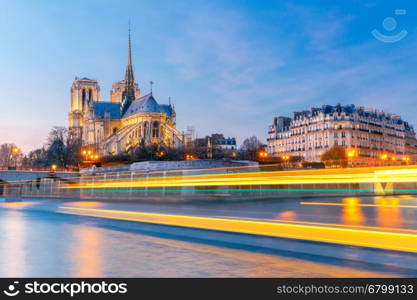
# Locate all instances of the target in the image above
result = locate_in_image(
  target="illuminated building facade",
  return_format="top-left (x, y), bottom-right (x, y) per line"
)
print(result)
top-left (68, 30), bottom-right (184, 156)
top-left (267, 103), bottom-right (417, 162)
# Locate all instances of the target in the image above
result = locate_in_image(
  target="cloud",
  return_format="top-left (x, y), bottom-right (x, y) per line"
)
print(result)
top-left (161, 5), bottom-right (291, 143)
top-left (164, 2), bottom-right (417, 146)
top-left (283, 3), bottom-right (356, 52)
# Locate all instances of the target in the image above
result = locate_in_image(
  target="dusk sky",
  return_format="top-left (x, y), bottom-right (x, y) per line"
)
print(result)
top-left (1, 0), bottom-right (417, 153)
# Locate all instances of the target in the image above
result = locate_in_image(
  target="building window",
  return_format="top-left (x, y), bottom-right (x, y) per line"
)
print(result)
top-left (144, 122), bottom-right (149, 135)
top-left (152, 121), bottom-right (159, 138)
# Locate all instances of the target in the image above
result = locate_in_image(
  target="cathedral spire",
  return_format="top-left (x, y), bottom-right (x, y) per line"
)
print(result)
top-left (125, 21), bottom-right (134, 83)
top-left (121, 22), bottom-right (136, 115)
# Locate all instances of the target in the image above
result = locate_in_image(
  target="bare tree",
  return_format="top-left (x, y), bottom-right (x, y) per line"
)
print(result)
top-left (46, 127), bottom-right (68, 167)
top-left (22, 126), bottom-right (81, 168)
top-left (0, 143), bottom-right (22, 167)
top-left (26, 148), bottom-right (49, 167)
top-left (240, 136), bottom-right (263, 161)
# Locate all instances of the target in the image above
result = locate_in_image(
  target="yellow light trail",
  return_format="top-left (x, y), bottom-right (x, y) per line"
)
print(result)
top-left (64, 166), bottom-right (417, 189)
top-left (0, 201), bottom-right (38, 208)
top-left (300, 202), bottom-right (417, 208)
top-left (59, 206), bottom-right (417, 254)
top-left (218, 215), bottom-right (417, 234)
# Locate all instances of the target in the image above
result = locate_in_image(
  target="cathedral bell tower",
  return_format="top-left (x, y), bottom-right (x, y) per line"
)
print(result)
top-left (68, 77), bottom-right (101, 140)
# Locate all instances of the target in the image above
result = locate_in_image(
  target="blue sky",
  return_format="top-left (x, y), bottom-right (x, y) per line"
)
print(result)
top-left (1, 0), bottom-right (417, 153)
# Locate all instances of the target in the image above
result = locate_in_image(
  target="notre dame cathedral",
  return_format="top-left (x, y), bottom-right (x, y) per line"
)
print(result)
top-left (68, 29), bottom-right (184, 156)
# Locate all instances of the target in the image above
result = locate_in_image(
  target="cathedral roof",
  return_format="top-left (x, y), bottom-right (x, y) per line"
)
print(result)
top-left (90, 94), bottom-right (173, 120)
top-left (93, 102), bottom-right (121, 119)
top-left (159, 104), bottom-right (174, 116)
top-left (123, 93), bottom-right (173, 118)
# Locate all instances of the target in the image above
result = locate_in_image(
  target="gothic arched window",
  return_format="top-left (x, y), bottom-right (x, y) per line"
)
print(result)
top-left (88, 89), bottom-right (92, 102)
top-left (152, 121), bottom-right (159, 138)
top-left (82, 89), bottom-right (86, 104)
top-left (143, 122), bottom-right (149, 137)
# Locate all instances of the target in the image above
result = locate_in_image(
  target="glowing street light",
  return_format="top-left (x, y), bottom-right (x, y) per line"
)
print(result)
top-left (281, 154), bottom-right (290, 161)
top-left (258, 150), bottom-right (268, 159)
top-left (380, 153), bottom-right (388, 160)
top-left (12, 147), bottom-right (20, 154)
top-left (347, 149), bottom-right (356, 158)
top-left (402, 156), bottom-right (410, 163)
top-left (10, 146), bottom-right (20, 168)
top-left (81, 148), bottom-right (100, 163)
top-left (51, 164), bottom-right (57, 170)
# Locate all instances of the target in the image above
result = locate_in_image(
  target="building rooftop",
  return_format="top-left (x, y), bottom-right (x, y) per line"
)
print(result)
top-left (123, 93), bottom-right (173, 118)
top-left (291, 103), bottom-right (410, 126)
top-left (93, 102), bottom-right (121, 119)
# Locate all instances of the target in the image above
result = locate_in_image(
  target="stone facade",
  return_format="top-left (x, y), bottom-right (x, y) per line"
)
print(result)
top-left (267, 103), bottom-right (417, 162)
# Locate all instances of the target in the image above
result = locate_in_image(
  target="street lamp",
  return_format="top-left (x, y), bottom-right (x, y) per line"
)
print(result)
top-left (81, 148), bottom-right (100, 164)
top-left (380, 153), bottom-right (388, 166)
top-left (281, 154), bottom-right (290, 161)
top-left (10, 146), bottom-right (20, 168)
top-left (280, 154), bottom-right (290, 167)
top-left (346, 149), bottom-right (356, 167)
top-left (185, 154), bottom-right (194, 160)
top-left (347, 149), bottom-right (355, 158)
top-left (257, 150), bottom-right (268, 159)
top-left (402, 156), bottom-right (410, 164)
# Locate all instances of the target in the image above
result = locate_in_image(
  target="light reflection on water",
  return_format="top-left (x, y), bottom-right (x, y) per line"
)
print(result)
top-left (341, 197), bottom-right (365, 226)
top-left (0, 211), bottom-right (26, 276)
top-left (374, 197), bottom-right (402, 228)
top-left (325, 196), bottom-right (409, 229)
top-left (71, 223), bottom-right (102, 277)
top-left (0, 208), bottom-right (390, 277)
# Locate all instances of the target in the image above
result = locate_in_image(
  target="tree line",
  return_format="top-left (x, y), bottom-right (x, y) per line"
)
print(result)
top-left (0, 127), bottom-right (265, 168)
top-left (0, 127), bottom-right (81, 168)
